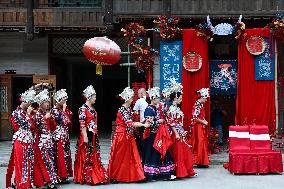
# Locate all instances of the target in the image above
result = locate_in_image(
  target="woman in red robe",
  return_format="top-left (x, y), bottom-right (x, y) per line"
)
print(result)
top-left (6, 89), bottom-right (36, 189)
top-left (190, 88), bottom-right (210, 167)
top-left (74, 85), bottom-right (108, 185)
top-left (34, 89), bottom-right (59, 189)
top-left (167, 90), bottom-right (197, 178)
top-left (108, 87), bottom-right (149, 182)
top-left (51, 89), bottom-right (73, 183)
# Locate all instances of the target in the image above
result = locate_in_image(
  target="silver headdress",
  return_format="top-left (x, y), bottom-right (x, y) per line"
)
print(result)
top-left (54, 89), bottom-right (68, 103)
top-left (169, 78), bottom-right (183, 94)
top-left (197, 88), bottom-right (210, 99)
top-left (147, 87), bottom-right (160, 100)
top-left (83, 85), bottom-right (96, 100)
top-left (119, 87), bottom-right (134, 101)
top-left (34, 89), bottom-right (50, 104)
top-left (162, 87), bottom-right (171, 98)
top-left (21, 90), bottom-right (36, 103)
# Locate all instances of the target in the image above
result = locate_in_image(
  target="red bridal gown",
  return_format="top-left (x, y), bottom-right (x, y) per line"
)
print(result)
top-left (51, 106), bottom-right (73, 179)
top-left (30, 110), bottom-right (45, 187)
top-left (74, 103), bottom-right (108, 185)
top-left (108, 106), bottom-right (145, 182)
top-left (190, 101), bottom-right (210, 166)
top-left (34, 110), bottom-right (59, 185)
top-left (6, 107), bottom-right (35, 189)
top-left (167, 105), bottom-right (196, 178)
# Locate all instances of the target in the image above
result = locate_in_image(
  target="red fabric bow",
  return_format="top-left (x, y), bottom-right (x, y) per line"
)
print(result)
top-left (153, 123), bottom-right (173, 160)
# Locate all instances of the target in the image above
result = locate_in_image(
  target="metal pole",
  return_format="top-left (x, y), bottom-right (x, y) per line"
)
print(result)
top-left (128, 44), bottom-right (131, 87)
top-left (147, 37), bottom-right (151, 88)
top-left (275, 40), bottom-right (279, 133)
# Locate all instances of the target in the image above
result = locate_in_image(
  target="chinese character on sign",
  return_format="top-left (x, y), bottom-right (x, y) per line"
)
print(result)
top-left (183, 52), bottom-right (202, 72)
top-left (246, 36), bottom-right (266, 55)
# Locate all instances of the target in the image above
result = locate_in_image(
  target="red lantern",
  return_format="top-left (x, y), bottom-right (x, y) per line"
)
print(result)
top-left (83, 37), bottom-right (121, 65)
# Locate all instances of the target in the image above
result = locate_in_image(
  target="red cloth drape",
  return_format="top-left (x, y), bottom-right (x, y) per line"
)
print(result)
top-left (146, 66), bottom-right (153, 88)
top-left (181, 29), bottom-right (210, 130)
top-left (153, 123), bottom-right (173, 160)
top-left (235, 28), bottom-right (276, 133)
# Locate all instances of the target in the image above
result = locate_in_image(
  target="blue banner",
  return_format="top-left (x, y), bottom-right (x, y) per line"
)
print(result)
top-left (210, 60), bottom-right (237, 95)
top-left (160, 41), bottom-right (182, 90)
top-left (254, 38), bottom-right (275, 81)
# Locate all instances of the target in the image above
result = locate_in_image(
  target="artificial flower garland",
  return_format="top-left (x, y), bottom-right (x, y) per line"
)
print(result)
top-left (267, 13), bottom-right (284, 42)
top-left (196, 22), bottom-right (214, 41)
top-left (121, 23), bottom-right (158, 72)
top-left (153, 15), bottom-right (181, 40)
top-left (233, 21), bottom-right (246, 40)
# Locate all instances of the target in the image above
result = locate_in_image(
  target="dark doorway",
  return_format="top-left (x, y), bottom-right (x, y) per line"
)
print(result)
top-left (11, 75), bottom-right (33, 110)
top-left (209, 35), bottom-right (238, 144)
top-left (51, 56), bottom-right (146, 136)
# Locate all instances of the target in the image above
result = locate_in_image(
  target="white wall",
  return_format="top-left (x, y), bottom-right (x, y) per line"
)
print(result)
top-left (0, 33), bottom-right (48, 75)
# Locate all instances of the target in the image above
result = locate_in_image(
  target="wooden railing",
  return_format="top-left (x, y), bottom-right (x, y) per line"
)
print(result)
top-left (113, 0), bottom-right (284, 16)
top-left (0, 0), bottom-right (24, 8)
top-left (0, 8), bottom-right (104, 26)
top-left (171, 0), bottom-right (284, 16)
top-left (0, 9), bottom-right (26, 26)
top-left (0, 0), bottom-right (102, 8)
top-left (33, 8), bottom-right (104, 26)
top-left (113, 0), bottom-right (165, 15)
top-left (1, 0), bottom-right (284, 27)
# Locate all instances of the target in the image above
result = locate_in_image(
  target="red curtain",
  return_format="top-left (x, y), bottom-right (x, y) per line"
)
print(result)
top-left (235, 28), bottom-right (276, 133)
top-left (181, 29), bottom-right (210, 130)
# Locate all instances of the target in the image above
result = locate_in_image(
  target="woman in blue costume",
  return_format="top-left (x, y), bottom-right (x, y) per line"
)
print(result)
top-left (142, 87), bottom-right (175, 181)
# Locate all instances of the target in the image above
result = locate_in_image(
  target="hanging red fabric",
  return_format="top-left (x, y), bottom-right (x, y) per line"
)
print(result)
top-left (181, 29), bottom-right (210, 132)
top-left (145, 66), bottom-right (153, 89)
top-left (235, 28), bottom-right (276, 133)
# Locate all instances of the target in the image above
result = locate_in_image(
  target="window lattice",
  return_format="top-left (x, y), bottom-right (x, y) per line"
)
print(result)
top-left (52, 37), bottom-right (87, 54)
top-left (51, 36), bottom-right (149, 54)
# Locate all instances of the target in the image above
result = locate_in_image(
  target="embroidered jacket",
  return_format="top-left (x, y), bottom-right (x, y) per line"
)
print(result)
top-left (11, 106), bottom-right (34, 144)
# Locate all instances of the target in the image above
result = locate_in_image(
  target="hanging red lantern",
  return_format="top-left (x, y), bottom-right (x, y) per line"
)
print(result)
top-left (83, 37), bottom-right (121, 65)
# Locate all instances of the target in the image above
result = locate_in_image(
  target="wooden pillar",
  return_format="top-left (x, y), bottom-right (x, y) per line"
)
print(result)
top-left (26, 0), bottom-right (34, 40)
top-left (104, 0), bottom-right (113, 25)
top-left (164, 0), bottom-right (171, 16)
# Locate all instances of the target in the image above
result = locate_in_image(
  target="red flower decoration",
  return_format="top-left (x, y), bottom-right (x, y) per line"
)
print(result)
top-left (267, 17), bottom-right (284, 42)
top-left (153, 15), bottom-right (181, 40)
top-left (121, 23), bottom-right (158, 72)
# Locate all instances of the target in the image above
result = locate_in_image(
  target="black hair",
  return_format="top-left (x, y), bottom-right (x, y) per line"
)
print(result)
top-left (169, 92), bottom-right (182, 103)
top-left (196, 90), bottom-right (203, 100)
top-left (31, 102), bottom-right (39, 109)
top-left (145, 96), bottom-right (151, 104)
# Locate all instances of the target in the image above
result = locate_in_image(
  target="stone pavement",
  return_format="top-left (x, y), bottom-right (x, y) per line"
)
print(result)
top-left (1, 137), bottom-right (284, 189)
top-left (0, 136), bottom-right (229, 167)
top-left (1, 165), bottom-right (284, 189)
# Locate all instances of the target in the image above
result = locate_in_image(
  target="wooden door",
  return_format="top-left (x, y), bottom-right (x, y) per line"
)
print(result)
top-left (33, 74), bottom-right (56, 107)
top-left (0, 74), bottom-right (12, 140)
top-left (33, 75), bottom-right (56, 88)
